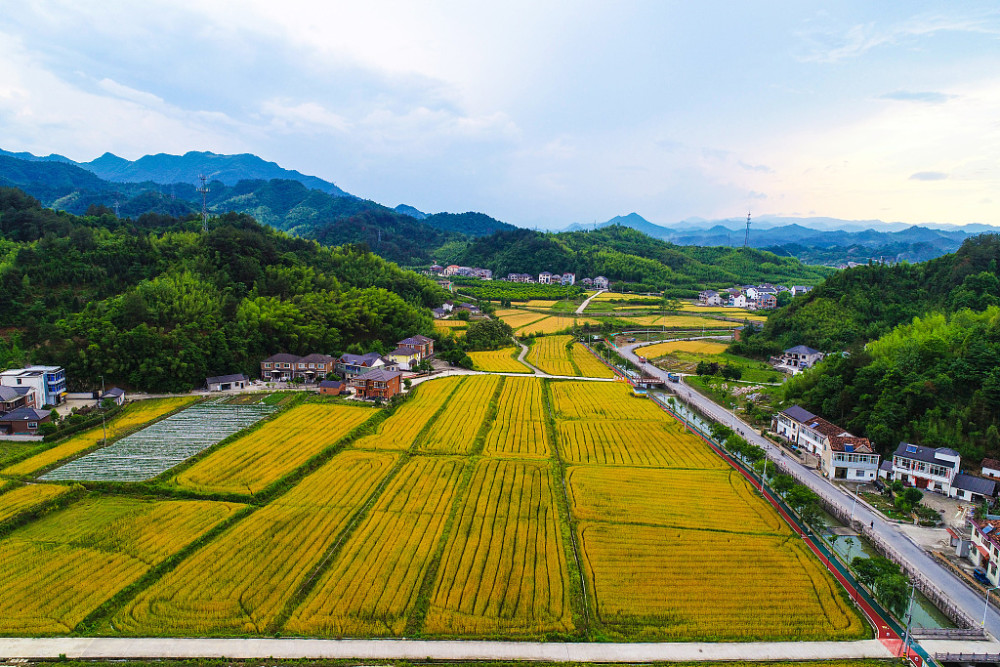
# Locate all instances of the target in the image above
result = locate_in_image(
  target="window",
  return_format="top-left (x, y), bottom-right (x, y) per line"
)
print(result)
top-left (264, 363), bottom-right (272, 368)
top-left (309, 363), bottom-right (315, 369)
top-left (27, 422), bottom-right (37, 429)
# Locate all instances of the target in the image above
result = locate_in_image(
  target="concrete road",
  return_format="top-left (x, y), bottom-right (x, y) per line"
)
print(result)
top-left (617, 341), bottom-right (1000, 640)
top-left (0, 637), bottom-right (894, 661)
top-left (575, 288), bottom-right (606, 315)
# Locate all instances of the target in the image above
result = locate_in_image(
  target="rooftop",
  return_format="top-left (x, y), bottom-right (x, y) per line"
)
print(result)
top-left (983, 458), bottom-right (1000, 471)
top-left (206, 373), bottom-right (248, 385)
top-left (0, 406), bottom-right (51, 422)
top-left (780, 405), bottom-right (817, 424)
top-left (893, 442), bottom-right (961, 467)
top-left (784, 345), bottom-right (822, 355)
top-left (299, 353), bottom-right (335, 364)
top-left (263, 353), bottom-right (301, 363)
top-left (318, 380), bottom-right (343, 389)
top-left (953, 474), bottom-right (997, 497)
top-left (356, 368), bottom-right (404, 382)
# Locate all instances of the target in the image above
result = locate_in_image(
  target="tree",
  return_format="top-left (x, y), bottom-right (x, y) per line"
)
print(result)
top-left (464, 318), bottom-right (514, 351)
top-left (710, 422), bottom-right (734, 443)
top-left (770, 473), bottom-right (796, 497)
top-left (456, 310), bottom-right (471, 321)
top-left (874, 573), bottom-right (910, 618)
top-left (851, 556), bottom-right (899, 587)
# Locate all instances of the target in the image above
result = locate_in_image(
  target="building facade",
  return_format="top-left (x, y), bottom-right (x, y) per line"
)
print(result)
top-left (887, 443), bottom-right (961, 493)
top-left (349, 368), bottom-right (403, 400)
top-left (0, 366), bottom-right (67, 406)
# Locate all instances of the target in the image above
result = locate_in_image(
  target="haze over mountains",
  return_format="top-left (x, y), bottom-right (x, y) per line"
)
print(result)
top-left (1, 147), bottom-right (996, 267)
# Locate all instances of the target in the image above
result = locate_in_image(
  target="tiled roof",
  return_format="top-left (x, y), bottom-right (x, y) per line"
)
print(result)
top-left (0, 407), bottom-right (50, 422)
top-left (780, 405), bottom-right (816, 424)
top-left (983, 458), bottom-right (1000, 471)
top-left (803, 416), bottom-right (848, 438)
top-left (263, 353), bottom-right (301, 363)
top-left (299, 353), bottom-right (335, 364)
top-left (390, 347), bottom-right (419, 356)
top-left (893, 442), bottom-right (961, 467)
top-left (206, 374), bottom-right (248, 384)
top-left (318, 380), bottom-right (343, 389)
top-left (785, 345), bottom-right (822, 355)
top-left (953, 474), bottom-right (997, 496)
top-left (340, 353), bottom-right (382, 366)
top-left (829, 435), bottom-right (873, 453)
top-left (0, 386), bottom-right (24, 402)
top-left (357, 368), bottom-right (403, 382)
top-left (102, 387), bottom-right (125, 397)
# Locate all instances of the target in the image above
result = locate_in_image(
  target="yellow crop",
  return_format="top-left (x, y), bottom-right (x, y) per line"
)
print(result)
top-left (528, 335), bottom-right (576, 376)
top-left (419, 375), bottom-right (500, 454)
top-left (424, 459), bottom-right (572, 636)
top-left (173, 403), bottom-right (379, 495)
top-left (639, 339), bottom-right (730, 358)
top-left (624, 314), bottom-right (739, 328)
top-left (285, 456), bottom-right (465, 636)
top-left (0, 496), bottom-right (241, 634)
top-left (557, 420), bottom-right (727, 469)
top-left (568, 467), bottom-right (786, 534)
top-left (483, 377), bottom-right (550, 458)
top-left (571, 345), bottom-right (616, 378)
top-left (577, 521), bottom-right (865, 641)
top-left (495, 309), bottom-right (549, 329)
top-left (115, 450), bottom-right (398, 635)
top-left (0, 483), bottom-right (72, 525)
top-left (352, 376), bottom-right (462, 451)
top-left (550, 381), bottom-right (666, 421)
top-left (524, 299), bottom-right (558, 308)
top-left (517, 316), bottom-right (600, 335)
top-left (3, 397), bottom-right (197, 477)
top-left (468, 348), bottom-right (531, 373)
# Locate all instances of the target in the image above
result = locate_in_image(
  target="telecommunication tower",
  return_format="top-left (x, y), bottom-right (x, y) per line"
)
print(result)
top-left (197, 175), bottom-right (209, 231)
top-left (743, 210), bottom-right (752, 248)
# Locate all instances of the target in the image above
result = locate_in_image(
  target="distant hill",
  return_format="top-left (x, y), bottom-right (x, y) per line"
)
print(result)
top-left (394, 204), bottom-right (428, 219)
top-left (1, 148), bottom-right (352, 197)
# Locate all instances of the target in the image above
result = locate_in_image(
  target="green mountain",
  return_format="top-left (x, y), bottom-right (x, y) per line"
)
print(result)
top-left (0, 187), bottom-right (445, 393)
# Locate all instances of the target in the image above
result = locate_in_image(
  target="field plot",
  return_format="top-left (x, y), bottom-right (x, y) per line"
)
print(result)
top-left (557, 420), bottom-right (727, 469)
top-left (577, 521), bottom-right (865, 641)
top-left (42, 401), bottom-right (276, 482)
top-left (419, 375), bottom-right (500, 454)
top-left (434, 320), bottom-right (468, 336)
top-left (483, 377), bottom-right (550, 459)
top-left (639, 339), bottom-right (730, 358)
top-left (0, 483), bottom-right (72, 525)
top-left (285, 456), bottom-right (465, 637)
top-left (115, 450), bottom-right (398, 635)
top-left (0, 496), bottom-right (241, 634)
top-left (624, 314), bottom-right (739, 329)
top-left (3, 397), bottom-right (196, 477)
top-left (550, 381), bottom-right (666, 421)
top-left (495, 309), bottom-right (549, 330)
top-left (424, 459), bottom-right (573, 636)
top-left (352, 376), bottom-right (462, 451)
top-left (527, 335), bottom-right (576, 376)
top-left (524, 299), bottom-right (558, 308)
top-left (517, 316), bottom-right (599, 335)
top-left (570, 345), bottom-right (616, 378)
top-left (468, 348), bottom-right (531, 373)
top-left (567, 467), bottom-right (785, 533)
top-left (172, 403), bottom-right (378, 495)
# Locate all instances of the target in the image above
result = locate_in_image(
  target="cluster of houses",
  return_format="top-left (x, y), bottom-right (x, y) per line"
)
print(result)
top-left (775, 403), bottom-right (999, 505)
top-left (699, 283), bottom-right (813, 310)
top-left (506, 272), bottom-right (610, 289)
top-left (429, 265), bottom-right (493, 280)
top-left (236, 335), bottom-right (436, 401)
top-left (0, 365), bottom-right (67, 435)
top-left (431, 300), bottom-right (481, 320)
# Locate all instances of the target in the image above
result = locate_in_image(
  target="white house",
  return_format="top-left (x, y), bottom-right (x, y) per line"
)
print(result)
top-left (983, 459), bottom-right (1000, 480)
top-left (0, 366), bottom-right (67, 406)
top-left (698, 290), bottom-right (722, 306)
top-left (538, 271), bottom-right (553, 285)
top-left (778, 345), bottom-right (825, 372)
top-left (594, 276), bottom-right (609, 289)
top-left (729, 293), bottom-right (747, 308)
top-left (206, 374), bottom-right (249, 392)
top-left (885, 442), bottom-right (961, 494)
top-left (773, 405), bottom-right (879, 480)
top-left (561, 272), bottom-right (576, 286)
top-left (791, 285), bottom-right (813, 296)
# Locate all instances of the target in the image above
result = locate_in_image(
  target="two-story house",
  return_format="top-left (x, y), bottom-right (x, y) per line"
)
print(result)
top-left (260, 353), bottom-right (301, 381)
top-left (773, 404), bottom-right (880, 480)
top-left (336, 352), bottom-right (386, 379)
top-left (349, 368), bottom-right (403, 400)
top-left (0, 385), bottom-right (36, 413)
top-left (698, 290), bottom-right (722, 306)
top-left (296, 353), bottom-right (336, 381)
top-left (778, 345), bottom-right (825, 371)
top-left (594, 276), bottom-right (609, 289)
top-left (887, 443), bottom-right (961, 493)
top-left (0, 406), bottom-right (52, 435)
top-left (561, 273), bottom-right (576, 286)
top-left (757, 293), bottom-right (778, 309)
top-left (397, 335), bottom-right (434, 360)
top-left (969, 519), bottom-right (1000, 585)
top-left (0, 366), bottom-right (67, 406)
top-left (538, 271), bottom-right (553, 285)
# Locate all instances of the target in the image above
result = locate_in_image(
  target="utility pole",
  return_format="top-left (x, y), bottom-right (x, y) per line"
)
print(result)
top-left (197, 174), bottom-right (209, 232)
top-left (900, 581), bottom-right (916, 658)
top-left (743, 210), bottom-right (751, 248)
top-left (99, 375), bottom-right (107, 445)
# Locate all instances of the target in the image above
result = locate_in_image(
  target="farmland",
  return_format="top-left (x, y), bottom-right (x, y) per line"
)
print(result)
top-left (172, 403), bottom-right (379, 495)
top-left (467, 347), bottom-right (531, 373)
top-left (638, 339), bottom-right (730, 358)
top-left (527, 335), bottom-right (614, 378)
top-left (516, 315), bottom-right (600, 335)
top-left (0, 375), bottom-right (866, 642)
top-left (2, 397), bottom-right (196, 477)
top-left (115, 450), bottom-right (398, 635)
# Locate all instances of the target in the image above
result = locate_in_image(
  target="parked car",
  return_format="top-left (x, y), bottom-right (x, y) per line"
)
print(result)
top-left (974, 569), bottom-right (990, 585)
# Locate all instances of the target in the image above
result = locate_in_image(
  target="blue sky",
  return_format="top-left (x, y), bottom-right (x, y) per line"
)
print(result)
top-left (1, 1), bottom-right (998, 228)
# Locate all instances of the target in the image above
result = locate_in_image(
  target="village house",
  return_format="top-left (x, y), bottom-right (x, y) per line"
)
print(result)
top-left (0, 406), bottom-right (52, 435)
top-left (349, 368), bottom-right (403, 400)
top-left (756, 293), bottom-right (778, 310)
top-left (773, 405), bottom-right (880, 480)
top-left (318, 380), bottom-right (345, 396)
top-left (386, 346), bottom-right (421, 370)
top-left (0, 365), bottom-right (67, 406)
top-left (729, 293), bottom-right (748, 308)
top-left (538, 271), bottom-right (553, 285)
top-left (429, 264), bottom-right (444, 274)
top-left (506, 273), bottom-right (533, 283)
top-left (397, 335), bottom-right (434, 359)
top-left (336, 352), bottom-right (385, 379)
top-left (969, 519), bottom-right (1000, 585)
top-left (455, 302), bottom-right (481, 316)
top-left (983, 459), bottom-right (1000, 480)
top-left (698, 290), bottom-right (722, 306)
top-left (594, 276), bottom-right (609, 289)
top-left (884, 443), bottom-right (961, 493)
top-left (791, 285), bottom-right (813, 296)
top-left (206, 374), bottom-right (250, 392)
top-left (777, 345), bottom-right (824, 372)
top-left (561, 272), bottom-right (576, 286)
top-left (580, 277), bottom-right (594, 286)
top-left (260, 353), bottom-right (300, 381)
top-left (0, 385), bottom-right (35, 413)
top-left (101, 387), bottom-right (127, 406)
top-left (296, 353), bottom-right (337, 381)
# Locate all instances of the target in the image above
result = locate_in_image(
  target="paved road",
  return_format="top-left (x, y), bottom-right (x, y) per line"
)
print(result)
top-left (618, 341), bottom-right (1000, 640)
top-left (0, 637), bottom-right (894, 661)
top-left (575, 288), bottom-right (606, 315)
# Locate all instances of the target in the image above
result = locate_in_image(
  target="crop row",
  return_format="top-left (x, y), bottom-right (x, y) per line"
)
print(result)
top-left (419, 375), bottom-right (500, 454)
top-left (550, 381), bottom-right (666, 421)
top-left (483, 377), bottom-right (550, 459)
top-left (352, 376), bottom-right (463, 450)
top-left (556, 419), bottom-right (726, 468)
top-left (468, 348), bottom-right (531, 373)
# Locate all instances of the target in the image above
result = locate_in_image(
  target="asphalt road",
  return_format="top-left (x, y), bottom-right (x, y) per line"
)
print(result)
top-left (619, 340), bottom-right (1000, 640)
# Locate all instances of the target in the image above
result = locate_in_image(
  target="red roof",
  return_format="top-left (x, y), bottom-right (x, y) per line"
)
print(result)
top-left (978, 544), bottom-right (991, 561)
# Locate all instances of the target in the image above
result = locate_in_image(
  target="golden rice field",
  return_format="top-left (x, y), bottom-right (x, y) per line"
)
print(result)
top-left (352, 376), bottom-right (462, 451)
top-left (424, 459), bottom-right (572, 636)
top-left (571, 344), bottom-right (616, 378)
top-left (638, 339), bottom-right (730, 358)
top-left (419, 375), bottom-right (501, 454)
top-left (567, 467), bottom-right (786, 533)
top-left (517, 315), bottom-right (600, 335)
top-left (285, 456), bottom-right (465, 637)
top-left (0, 483), bottom-right (73, 525)
top-left (114, 450), bottom-right (398, 635)
top-left (623, 314), bottom-right (739, 329)
top-left (483, 377), bottom-right (550, 459)
top-left (527, 335), bottom-right (576, 376)
top-left (172, 403), bottom-right (378, 495)
top-left (524, 299), bottom-right (559, 308)
top-left (0, 496), bottom-right (241, 634)
top-left (468, 347), bottom-right (531, 373)
top-left (556, 419), bottom-right (727, 469)
top-left (2, 397), bottom-right (197, 477)
top-left (434, 320), bottom-right (468, 336)
top-left (495, 309), bottom-right (549, 329)
top-left (577, 522), bottom-right (865, 641)
top-left (550, 381), bottom-right (666, 421)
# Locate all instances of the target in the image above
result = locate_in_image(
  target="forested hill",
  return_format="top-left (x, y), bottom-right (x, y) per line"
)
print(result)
top-left (741, 234), bottom-right (1000, 462)
top-left (456, 226), bottom-right (834, 294)
top-left (0, 187), bottom-right (445, 393)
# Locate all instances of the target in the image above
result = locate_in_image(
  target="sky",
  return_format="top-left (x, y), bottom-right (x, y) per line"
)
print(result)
top-left (1, 1), bottom-right (999, 229)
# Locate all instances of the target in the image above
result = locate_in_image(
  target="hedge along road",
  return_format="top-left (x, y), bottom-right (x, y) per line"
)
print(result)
top-left (617, 339), bottom-right (1000, 642)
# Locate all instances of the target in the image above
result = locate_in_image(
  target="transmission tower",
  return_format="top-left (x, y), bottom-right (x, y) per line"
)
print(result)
top-left (113, 197), bottom-right (120, 218)
top-left (743, 210), bottom-right (751, 248)
top-left (197, 174), bottom-right (209, 232)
